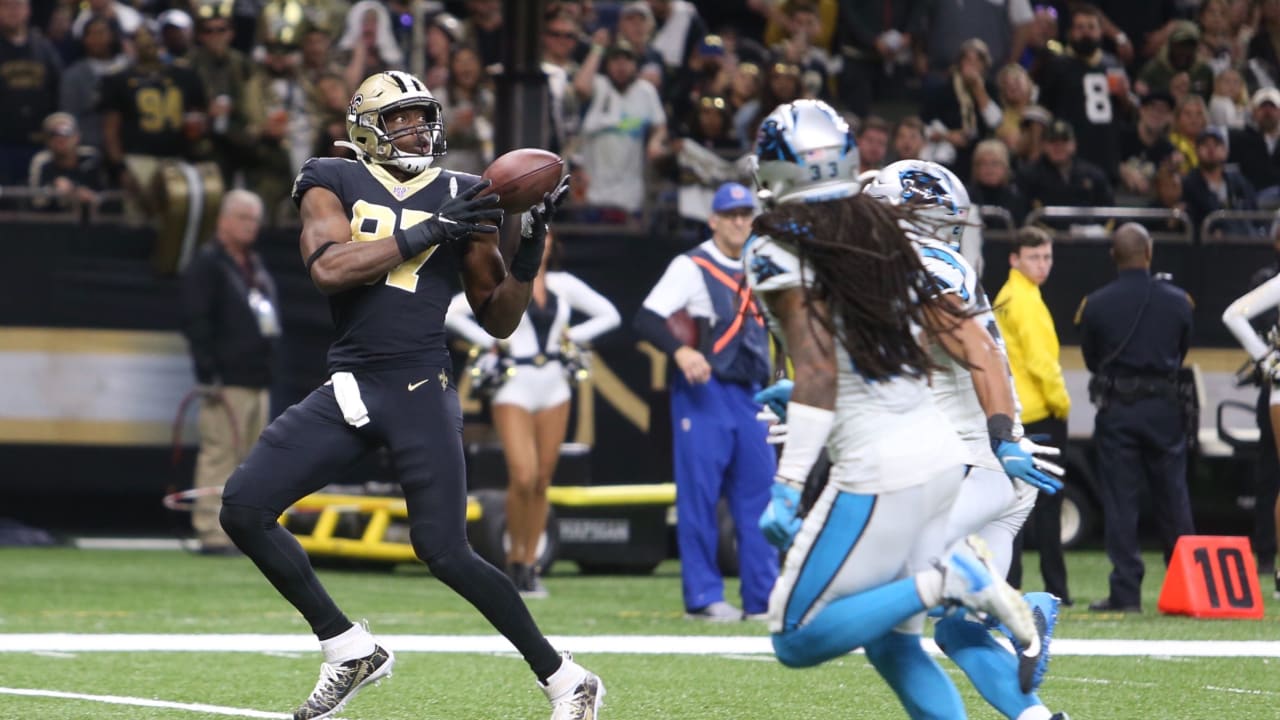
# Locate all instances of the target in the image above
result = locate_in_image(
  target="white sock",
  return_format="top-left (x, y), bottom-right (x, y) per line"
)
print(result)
top-left (916, 568), bottom-right (943, 607)
top-left (539, 652), bottom-right (586, 702)
top-left (320, 623), bottom-right (377, 664)
top-left (1015, 706), bottom-right (1052, 720)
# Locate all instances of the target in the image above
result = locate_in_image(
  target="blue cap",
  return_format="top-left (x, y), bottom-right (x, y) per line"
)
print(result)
top-left (712, 182), bottom-right (756, 213)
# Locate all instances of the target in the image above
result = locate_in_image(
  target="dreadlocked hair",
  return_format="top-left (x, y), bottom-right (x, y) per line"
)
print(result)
top-left (752, 193), bottom-right (967, 381)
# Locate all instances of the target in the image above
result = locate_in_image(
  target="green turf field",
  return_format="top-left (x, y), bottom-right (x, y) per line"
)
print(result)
top-left (1, 547), bottom-right (1277, 719)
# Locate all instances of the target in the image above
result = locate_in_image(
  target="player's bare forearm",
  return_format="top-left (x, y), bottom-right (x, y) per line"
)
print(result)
top-left (479, 274), bottom-right (533, 337)
top-left (460, 230), bottom-right (530, 338)
top-left (765, 287), bottom-right (836, 410)
top-left (924, 304), bottom-right (1016, 419)
top-left (299, 187), bottom-right (403, 294)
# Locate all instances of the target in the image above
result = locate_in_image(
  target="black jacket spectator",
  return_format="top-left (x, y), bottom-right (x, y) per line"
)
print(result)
top-left (971, 180), bottom-right (1030, 226)
top-left (1018, 120), bottom-right (1115, 210)
top-left (835, 0), bottom-right (927, 118)
top-left (0, 17), bottom-right (63, 184)
top-left (1019, 154), bottom-right (1114, 208)
top-left (0, 30), bottom-right (61, 146)
top-left (1228, 88), bottom-right (1280, 196)
top-left (1229, 127), bottom-right (1280, 195)
top-left (181, 241), bottom-right (277, 388)
top-left (1182, 127), bottom-right (1258, 238)
top-left (970, 138), bottom-right (1029, 224)
top-left (1182, 169), bottom-right (1258, 239)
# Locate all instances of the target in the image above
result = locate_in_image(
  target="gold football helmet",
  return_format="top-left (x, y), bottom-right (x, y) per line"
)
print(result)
top-left (341, 71), bottom-right (447, 175)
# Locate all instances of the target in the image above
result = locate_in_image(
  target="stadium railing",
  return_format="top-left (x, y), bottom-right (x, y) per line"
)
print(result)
top-left (1024, 206), bottom-right (1194, 245)
top-left (0, 186), bottom-right (127, 224)
top-left (1200, 209), bottom-right (1276, 244)
top-left (978, 205), bottom-right (1016, 242)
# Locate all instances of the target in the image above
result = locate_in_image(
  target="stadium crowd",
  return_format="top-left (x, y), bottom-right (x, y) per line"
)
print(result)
top-left (7, 0), bottom-right (1280, 238)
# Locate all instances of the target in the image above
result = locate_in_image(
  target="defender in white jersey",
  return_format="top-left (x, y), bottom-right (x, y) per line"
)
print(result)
top-left (865, 161), bottom-right (1061, 572)
top-left (745, 99), bottom-right (1042, 717)
top-left (865, 161), bottom-right (1070, 720)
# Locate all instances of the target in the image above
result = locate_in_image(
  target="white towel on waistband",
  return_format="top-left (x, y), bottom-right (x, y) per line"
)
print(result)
top-left (330, 372), bottom-right (370, 427)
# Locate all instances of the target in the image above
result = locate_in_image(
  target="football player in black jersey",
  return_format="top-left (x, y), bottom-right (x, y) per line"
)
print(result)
top-left (217, 71), bottom-right (602, 720)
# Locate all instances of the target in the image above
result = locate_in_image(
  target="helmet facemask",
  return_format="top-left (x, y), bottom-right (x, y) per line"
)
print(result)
top-left (363, 99), bottom-right (447, 174)
top-left (342, 72), bottom-right (449, 176)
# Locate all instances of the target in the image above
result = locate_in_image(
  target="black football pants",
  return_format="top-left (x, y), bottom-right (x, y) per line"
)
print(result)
top-left (220, 365), bottom-right (561, 679)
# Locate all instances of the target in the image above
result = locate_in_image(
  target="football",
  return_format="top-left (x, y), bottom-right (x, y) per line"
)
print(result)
top-left (666, 309), bottom-right (699, 349)
top-left (480, 148), bottom-right (565, 214)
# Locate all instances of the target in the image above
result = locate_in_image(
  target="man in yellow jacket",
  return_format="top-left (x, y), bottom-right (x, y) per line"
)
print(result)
top-left (995, 226), bottom-right (1073, 605)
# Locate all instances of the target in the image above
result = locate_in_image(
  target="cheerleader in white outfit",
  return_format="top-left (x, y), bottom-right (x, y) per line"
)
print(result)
top-left (1223, 271), bottom-right (1280, 595)
top-left (446, 230), bottom-right (620, 596)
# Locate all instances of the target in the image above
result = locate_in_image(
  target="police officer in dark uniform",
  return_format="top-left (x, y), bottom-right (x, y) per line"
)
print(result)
top-left (1075, 222), bottom-right (1195, 612)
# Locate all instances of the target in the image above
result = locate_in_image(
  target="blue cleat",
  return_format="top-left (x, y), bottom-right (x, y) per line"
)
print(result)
top-left (939, 537), bottom-right (1041, 694)
top-left (1023, 591), bottom-right (1060, 691)
top-left (988, 591), bottom-right (1060, 692)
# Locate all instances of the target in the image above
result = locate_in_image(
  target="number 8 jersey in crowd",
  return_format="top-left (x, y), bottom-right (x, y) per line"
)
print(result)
top-left (743, 232), bottom-right (967, 494)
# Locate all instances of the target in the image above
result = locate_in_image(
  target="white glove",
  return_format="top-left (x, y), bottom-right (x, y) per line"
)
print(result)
top-left (1017, 436), bottom-right (1065, 479)
top-left (756, 408), bottom-right (789, 446)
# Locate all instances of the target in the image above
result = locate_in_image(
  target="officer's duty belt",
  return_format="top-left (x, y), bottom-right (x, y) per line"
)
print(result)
top-left (1104, 375), bottom-right (1178, 402)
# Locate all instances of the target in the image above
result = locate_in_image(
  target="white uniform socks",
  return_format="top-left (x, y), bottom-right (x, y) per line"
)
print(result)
top-left (320, 622), bottom-right (377, 664)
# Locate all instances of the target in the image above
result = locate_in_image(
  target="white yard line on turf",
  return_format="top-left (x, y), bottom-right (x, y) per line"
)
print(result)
top-left (72, 538), bottom-right (195, 551)
top-left (0, 687), bottom-right (293, 719)
top-left (2, 634), bottom-right (1280, 657)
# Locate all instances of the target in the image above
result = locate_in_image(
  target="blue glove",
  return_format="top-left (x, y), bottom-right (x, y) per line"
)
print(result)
top-left (754, 379), bottom-right (794, 422)
top-left (759, 482), bottom-right (803, 551)
top-left (994, 439), bottom-right (1064, 494)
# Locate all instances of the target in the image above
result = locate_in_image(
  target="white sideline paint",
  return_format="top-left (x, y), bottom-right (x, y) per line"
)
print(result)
top-left (0, 687), bottom-right (292, 719)
top-left (2, 634), bottom-right (1280, 657)
top-left (73, 538), bottom-right (194, 551)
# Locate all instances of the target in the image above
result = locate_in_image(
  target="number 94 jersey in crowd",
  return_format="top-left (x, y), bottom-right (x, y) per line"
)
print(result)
top-left (292, 156), bottom-right (486, 373)
top-left (742, 232), bottom-right (966, 494)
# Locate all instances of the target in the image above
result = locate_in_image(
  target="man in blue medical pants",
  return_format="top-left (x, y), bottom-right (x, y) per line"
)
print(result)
top-left (634, 182), bottom-right (779, 621)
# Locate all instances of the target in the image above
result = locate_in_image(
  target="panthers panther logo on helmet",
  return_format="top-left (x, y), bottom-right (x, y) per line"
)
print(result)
top-left (862, 159), bottom-right (971, 246)
top-left (899, 169), bottom-right (958, 215)
top-left (752, 99), bottom-right (859, 205)
top-left (342, 71), bottom-right (447, 175)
